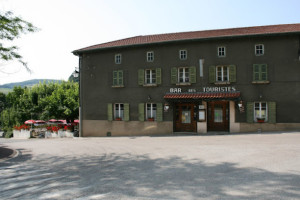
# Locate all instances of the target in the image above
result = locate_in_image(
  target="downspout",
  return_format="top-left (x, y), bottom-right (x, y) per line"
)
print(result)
top-left (79, 55), bottom-right (83, 137)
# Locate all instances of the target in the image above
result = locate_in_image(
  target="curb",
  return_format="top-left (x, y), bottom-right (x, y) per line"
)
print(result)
top-left (0, 148), bottom-right (19, 162)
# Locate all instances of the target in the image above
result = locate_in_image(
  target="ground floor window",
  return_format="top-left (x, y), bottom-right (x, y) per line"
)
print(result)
top-left (146, 103), bottom-right (156, 121)
top-left (254, 102), bottom-right (267, 122)
top-left (114, 103), bottom-right (124, 120)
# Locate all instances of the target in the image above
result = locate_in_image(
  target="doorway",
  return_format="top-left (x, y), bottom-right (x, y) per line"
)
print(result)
top-left (174, 103), bottom-right (197, 132)
top-left (207, 101), bottom-right (229, 132)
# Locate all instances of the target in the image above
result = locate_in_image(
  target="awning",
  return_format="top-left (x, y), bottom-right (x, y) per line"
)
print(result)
top-left (164, 92), bottom-right (240, 101)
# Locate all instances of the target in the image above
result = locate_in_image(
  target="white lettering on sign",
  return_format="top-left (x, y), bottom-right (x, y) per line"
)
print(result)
top-left (188, 89), bottom-right (196, 93)
top-left (203, 86), bottom-right (236, 92)
top-left (170, 88), bottom-right (182, 93)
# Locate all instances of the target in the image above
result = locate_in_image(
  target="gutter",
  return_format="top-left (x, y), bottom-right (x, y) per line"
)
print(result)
top-left (72, 31), bottom-right (300, 55)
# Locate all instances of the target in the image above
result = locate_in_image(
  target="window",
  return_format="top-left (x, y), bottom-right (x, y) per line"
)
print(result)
top-left (138, 68), bottom-right (161, 86)
top-left (114, 103), bottom-right (124, 120)
top-left (113, 70), bottom-right (123, 87)
top-left (147, 51), bottom-right (154, 62)
top-left (216, 66), bottom-right (229, 82)
top-left (171, 66), bottom-right (196, 85)
top-left (209, 65), bottom-right (236, 84)
top-left (179, 67), bottom-right (190, 83)
top-left (115, 54), bottom-right (121, 64)
top-left (145, 69), bottom-right (156, 84)
top-left (218, 46), bottom-right (226, 57)
top-left (253, 64), bottom-right (268, 82)
top-left (146, 103), bottom-right (157, 121)
top-left (139, 103), bottom-right (163, 121)
top-left (254, 102), bottom-right (267, 122)
top-left (179, 50), bottom-right (187, 60)
top-left (255, 44), bottom-right (264, 56)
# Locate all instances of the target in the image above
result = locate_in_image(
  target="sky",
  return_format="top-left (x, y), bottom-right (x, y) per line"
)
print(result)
top-left (0, 0), bottom-right (300, 85)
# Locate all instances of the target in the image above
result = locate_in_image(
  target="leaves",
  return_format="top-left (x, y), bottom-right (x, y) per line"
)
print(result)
top-left (0, 81), bottom-right (79, 130)
top-left (0, 11), bottom-right (38, 72)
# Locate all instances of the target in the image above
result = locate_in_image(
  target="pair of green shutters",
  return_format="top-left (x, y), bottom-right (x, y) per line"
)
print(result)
top-left (171, 66), bottom-right (197, 84)
top-left (209, 65), bottom-right (236, 83)
top-left (113, 70), bottom-right (123, 86)
top-left (107, 103), bottom-right (163, 122)
top-left (138, 68), bottom-right (162, 85)
top-left (246, 102), bottom-right (276, 123)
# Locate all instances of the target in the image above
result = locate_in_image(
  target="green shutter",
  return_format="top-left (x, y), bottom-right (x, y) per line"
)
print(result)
top-left (171, 67), bottom-right (178, 84)
top-left (138, 103), bottom-right (145, 121)
top-left (209, 66), bottom-right (216, 84)
top-left (189, 66), bottom-right (196, 83)
top-left (156, 103), bottom-right (163, 122)
top-left (118, 70), bottom-right (123, 86)
top-left (138, 69), bottom-right (144, 86)
top-left (253, 64), bottom-right (260, 81)
top-left (246, 102), bottom-right (254, 123)
top-left (229, 65), bottom-right (236, 82)
top-left (156, 68), bottom-right (161, 85)
top-left (268, 102), bottom-right (276, 123)
top-left (261, 64), bottom-right (268, 81)
top-left (107, 103), bottom-right (113, 121)
top-left (124, 103), bottom-right (129, 121)
top-left (113, 71), bottom-right (118, 86)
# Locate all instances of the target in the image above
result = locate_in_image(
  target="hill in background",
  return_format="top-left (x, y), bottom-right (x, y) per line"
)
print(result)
top-left (0, 79), bottom-right (61, 94)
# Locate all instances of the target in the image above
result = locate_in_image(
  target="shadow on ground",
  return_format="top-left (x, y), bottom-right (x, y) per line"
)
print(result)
top-left (0, 151), bottom-right (299, 199)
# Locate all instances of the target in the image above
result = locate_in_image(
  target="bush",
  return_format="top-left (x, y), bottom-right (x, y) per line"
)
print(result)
top-left (4, 129), bottom-right (13, 138)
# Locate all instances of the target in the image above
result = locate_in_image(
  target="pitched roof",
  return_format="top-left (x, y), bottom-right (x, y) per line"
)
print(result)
top-left (74, 23), bottom-right (300, 53)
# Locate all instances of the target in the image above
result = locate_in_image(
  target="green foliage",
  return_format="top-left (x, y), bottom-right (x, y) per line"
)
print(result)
top-left (0, 11), bottom-right (38, 71)
top-left (0, 81), bottom-right (79, 132)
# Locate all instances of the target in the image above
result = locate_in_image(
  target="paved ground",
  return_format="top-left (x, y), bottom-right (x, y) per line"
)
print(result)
top-left (0, 132), bottom-right (300, 200)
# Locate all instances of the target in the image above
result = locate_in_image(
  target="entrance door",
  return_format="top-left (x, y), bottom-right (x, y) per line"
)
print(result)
top-left (174, 103), bottom-right (197, 132)
top-left (207, 101), bottom-right (229, 132)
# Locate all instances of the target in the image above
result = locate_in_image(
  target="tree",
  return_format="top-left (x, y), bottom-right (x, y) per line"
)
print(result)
top-left (0, 11), bottom-right (38, 72)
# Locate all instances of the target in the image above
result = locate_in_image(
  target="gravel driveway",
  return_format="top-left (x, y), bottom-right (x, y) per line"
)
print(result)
top-left (1, 132), bottom-right (300, 199)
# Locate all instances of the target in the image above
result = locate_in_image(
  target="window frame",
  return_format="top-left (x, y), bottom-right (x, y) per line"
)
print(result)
top-left (254, 102), bottom-right (268, 122)
top-left (147, 51), bottom-right (154, 62)
top-left (179, 49), bottom-right (187, 60)
top-left (255, 44), bottom-right (264, 56)
top-left (115, 54), bottom-right (122, 64)
top-left (145, 69), bottom-right (156, 84)
top-left (178, 67), bottom-right (190, 83)
top-left (218, 46), bottom-right (226, 57)
top-left (112, 70), bottom-right (124, 87)
top-left (216, 66), bottom-right (229, 82)
top-left (146, 103), bottom-right (157, 121)
top-left (114, 103), bottom-right (124, 120)
top-left (253, 64), bottom-right (268, 83)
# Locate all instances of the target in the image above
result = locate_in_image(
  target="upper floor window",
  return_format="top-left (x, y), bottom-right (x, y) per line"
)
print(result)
top-left (253, 64), bottom-right (268, 83)
top-left (112, 70), bottom-right (124, 87)
top-left (115, 54), bottom-right (122, 64)
top-left (138, 68), bottom-right (161, 86)
top-left (209, 65), bottom-right (236, 84)
top-left (145, 69), bottom-right (156, 84)
top-left (179, 50), bottom-right (187, 60)
top-left (179, 67), bottom-right (190, 83)
top-left (171, 66), bottom-right (196, 85)
top-left (216, 66), bottom-right (229, 82)
top-left (218, 46), bottom-right (226, 57)
top-left (255, 44), bottom-right (264, 56)
top-left (147, 51), bottom-right (154, 62)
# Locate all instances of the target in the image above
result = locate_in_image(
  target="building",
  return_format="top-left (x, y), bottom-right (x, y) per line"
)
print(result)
top-left (73, 24), bottom-right (300, 137)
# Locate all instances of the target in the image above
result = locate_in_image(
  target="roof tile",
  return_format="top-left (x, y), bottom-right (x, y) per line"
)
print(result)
top-left (74, 24), bottom-right (300, 53)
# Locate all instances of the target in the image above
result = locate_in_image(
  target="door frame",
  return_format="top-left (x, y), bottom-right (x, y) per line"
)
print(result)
top-left (207, 101), bottom-right (229, 132)
top-left (174, 103), bottom-right (197, 132)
